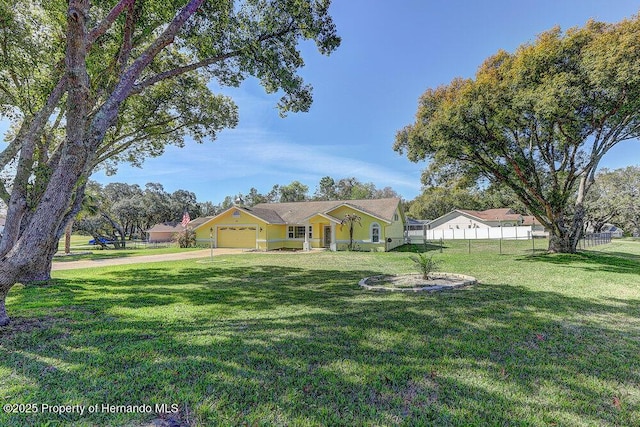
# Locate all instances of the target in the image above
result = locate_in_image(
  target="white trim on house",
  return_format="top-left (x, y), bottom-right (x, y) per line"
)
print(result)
top-left (326, 203), bottom-right (392, 224)
top-left (370, 222), bottom-right (381, 243)
top-left (301, 212), bottom-right (342, 223)
top-left (196, 206), bottom-right (275, 231)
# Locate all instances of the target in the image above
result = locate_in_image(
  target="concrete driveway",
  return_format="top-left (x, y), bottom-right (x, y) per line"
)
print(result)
top-left (51, 248), bottom-right (247, 271)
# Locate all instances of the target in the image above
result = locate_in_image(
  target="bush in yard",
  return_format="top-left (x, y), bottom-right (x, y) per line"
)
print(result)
top-left (174, 228), bottom-right (196, 248)
top-left (409, 253), bottom-right (440, 279)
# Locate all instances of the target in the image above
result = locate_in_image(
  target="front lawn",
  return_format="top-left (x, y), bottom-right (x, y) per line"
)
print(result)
top-left (1, 241), bottom-right (639, 426)
top-left (53, 240), bottom-right (202, 263)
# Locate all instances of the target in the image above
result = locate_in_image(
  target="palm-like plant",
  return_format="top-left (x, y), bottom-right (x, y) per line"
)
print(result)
top-left (340, 213), bottom-right (362, 251)
top-left (409, 253), bottom-right (440, 280)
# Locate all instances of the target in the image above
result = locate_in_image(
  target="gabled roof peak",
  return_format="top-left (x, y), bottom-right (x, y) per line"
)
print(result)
top-left (190, 198), bottom-right (402, 230)
top-left (252, 198), bottom-right (401, 224)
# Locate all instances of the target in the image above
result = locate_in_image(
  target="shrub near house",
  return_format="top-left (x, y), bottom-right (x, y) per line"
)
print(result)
top-left (192, 198), bottom-right (405, 251)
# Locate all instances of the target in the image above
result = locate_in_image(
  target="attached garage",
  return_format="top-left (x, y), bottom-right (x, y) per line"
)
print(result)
top-left (217, 226), bottom-right (257, 249)
top-left (193, 198), bottom-right (405, 252)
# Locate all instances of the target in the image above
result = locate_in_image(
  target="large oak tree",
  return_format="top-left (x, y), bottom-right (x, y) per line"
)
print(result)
top-left (0, 0), bottom-right (339, 326)
top-left (394, 16), bottom-right (640, 253)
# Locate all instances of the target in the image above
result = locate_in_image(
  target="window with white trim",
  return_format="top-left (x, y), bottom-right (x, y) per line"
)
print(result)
top-left (371, 223), bottom-right (381, 243)
top-left (288, 226), bottom-right (311, 239)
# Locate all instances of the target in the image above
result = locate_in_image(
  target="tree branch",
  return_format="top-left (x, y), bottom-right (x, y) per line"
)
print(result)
top-left (115, 0), bottom-right (136, 75)
top-left (0, 74), bottom-right (67, 256)
top-left (94, 121), bottom-right (192, 166)
top-left (131, 22), bottom-right (298, 95)
top-left (130, 51), bottom-right (240, 95)
top-left (87, 0), bottom-right (135, 49)
top-left (89, 0), bottom-right (206, 150)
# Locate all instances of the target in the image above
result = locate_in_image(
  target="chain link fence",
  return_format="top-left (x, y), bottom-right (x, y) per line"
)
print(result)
top-left (398, 233), bottom-right (612, 255)
top-left (579, 232), bottom-right (612, 249)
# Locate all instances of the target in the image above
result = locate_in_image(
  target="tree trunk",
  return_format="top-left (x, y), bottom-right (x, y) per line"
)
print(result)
top-left (547, 205), bottom-right (585, 254)
top-left (0, 0), bottom-right (92, 327)
top-left (0, 232), bottom-right (59, 326)
top-left (548, 234), bottom-right (577, 253)
top-left (349, 226), bottom-right (354, 250)
top-left (64, 220), bottom-right (73, 254)
top-left (0, 263), bottom-right (17, 326)
top-left (0, 286), bottom-right (9, 326)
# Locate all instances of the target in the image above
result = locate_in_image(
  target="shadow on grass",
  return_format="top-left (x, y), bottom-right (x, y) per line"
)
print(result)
top-left (1, 261), bottom-right (639, 426)
top-left (393, 242), bottom-right (550, 257)
top-left (391, 243), bottom-right (445, 253)
top-left (52, 250), bottom-right (144, 262)
top-left (519, 250), bottom-right (640, 275)
top-left (52, 247), bottom-right (201, 263)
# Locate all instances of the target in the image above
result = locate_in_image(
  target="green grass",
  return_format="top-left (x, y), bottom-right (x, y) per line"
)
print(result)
top-left (397, 237), bottom-right (551, 256)
top-left (53, 246), bottom-right (202, 262)
top-left (54, 234), bottom-right (200, 262)
top-left (1, 241), bottom-right (639, 426)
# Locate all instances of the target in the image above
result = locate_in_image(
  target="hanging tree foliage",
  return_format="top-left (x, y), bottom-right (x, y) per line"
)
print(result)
top-left (0, 0), bottom-right (340, 326)
top-left (394, 15), bottom-right (640, 253)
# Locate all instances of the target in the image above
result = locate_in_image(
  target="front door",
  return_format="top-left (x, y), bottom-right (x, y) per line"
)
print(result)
top-left (324, 226), bottom-right (331, 248)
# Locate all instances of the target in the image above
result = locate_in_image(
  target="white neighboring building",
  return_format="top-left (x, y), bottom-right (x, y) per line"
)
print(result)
top-left (430, 208), bottom-right (536, 228)
top-left (601, 224), bottom-right (624, 238)
top-left (586, 223), bottom-right (624, 238)
top-left (408, 208), bottom-right (547, 241)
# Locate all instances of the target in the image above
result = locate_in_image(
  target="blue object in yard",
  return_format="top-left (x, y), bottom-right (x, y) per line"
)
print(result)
top-left (88, 237), bottom-right (113, 245)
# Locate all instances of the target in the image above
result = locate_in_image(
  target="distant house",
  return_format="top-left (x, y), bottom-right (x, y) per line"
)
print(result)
top-left (406, 217), bottom-right (431, 232)
top-left (146, 222), bottom-right (184, 243)
top-left (192, 198), bottom-right (405, 251)
top-left (586, 223), bottom-right (624, 238)
top-left (412, 208), bottom-right (547, 240)
top-left (428, 208), bottom-right (538, 229)
top-left (601, 224), bottom-right (624, 238)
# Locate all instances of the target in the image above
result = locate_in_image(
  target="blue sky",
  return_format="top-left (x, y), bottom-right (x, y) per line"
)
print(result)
top-left (45, 2), bottom-right (640, 203)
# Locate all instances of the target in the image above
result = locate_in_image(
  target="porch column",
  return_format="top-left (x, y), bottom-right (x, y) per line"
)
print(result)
top-left (303, 223), bottom-right (310, 251)
top-left (330, 223), bottom-right (337, 251)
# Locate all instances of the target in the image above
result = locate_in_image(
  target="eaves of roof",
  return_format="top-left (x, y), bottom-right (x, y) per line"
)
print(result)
top-left (330, 202), bottom-right (392, 224)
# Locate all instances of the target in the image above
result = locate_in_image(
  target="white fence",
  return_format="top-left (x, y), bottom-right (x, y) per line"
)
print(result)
top-left (407, 226), bottom-right (537, 241)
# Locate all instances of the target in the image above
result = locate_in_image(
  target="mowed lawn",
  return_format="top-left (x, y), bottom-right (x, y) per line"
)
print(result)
top-left (1, 240), bottom-right (639, 426)
top-left (53, 234), bottom-right (201, 262)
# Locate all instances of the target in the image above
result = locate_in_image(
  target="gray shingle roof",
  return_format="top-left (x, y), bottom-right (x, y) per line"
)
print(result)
top-left (240, 206), bottom-right (286, 224)
top-left (187, 216), bottom-right (214, 228)
top-left (250, 198), bottom-right (401, 224)
top-left (190, 198), bottom-right (401, 229)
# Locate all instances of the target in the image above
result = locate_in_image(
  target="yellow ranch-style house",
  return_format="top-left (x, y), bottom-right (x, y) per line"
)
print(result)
top-left (192, 198), bottom-right (405, 251)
